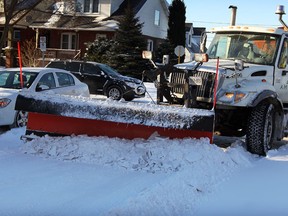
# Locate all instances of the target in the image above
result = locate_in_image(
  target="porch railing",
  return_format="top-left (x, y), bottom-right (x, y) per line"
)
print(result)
top-left (41, 48), bottom-right (81, 60)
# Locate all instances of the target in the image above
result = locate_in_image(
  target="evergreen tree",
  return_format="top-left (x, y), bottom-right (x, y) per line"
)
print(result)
top-left (109, 3), bottom-right (147, 79)
top-left (167, 0), bottom-right (186, 63)
top-left (85, 38), bottom-right (116, 64)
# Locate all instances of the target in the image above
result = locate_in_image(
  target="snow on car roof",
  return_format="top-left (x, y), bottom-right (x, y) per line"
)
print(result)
top-left (5, 67), bottom-right (69, 73)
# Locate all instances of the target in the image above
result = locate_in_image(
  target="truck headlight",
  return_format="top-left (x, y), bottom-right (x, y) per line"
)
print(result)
top-left (0, 98), bottom-right (11, 108)
top-left (219, 91), bottom-right (247, 103)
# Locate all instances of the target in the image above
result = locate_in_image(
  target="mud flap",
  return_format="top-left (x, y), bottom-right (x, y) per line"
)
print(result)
top-left (15, 93), bottom-right (215, 142)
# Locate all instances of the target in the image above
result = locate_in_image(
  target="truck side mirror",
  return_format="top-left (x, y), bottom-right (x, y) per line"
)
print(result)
top-left (235, 59), bottom-right (244, 71)
top-left (162, 55), bottom-right (169, 65)
top-left (200, 32), bottom-right (207, 53)
top-left (194, 53), bottom-right (209, 62)
top-left (142, 51), bottom-right (152, 60)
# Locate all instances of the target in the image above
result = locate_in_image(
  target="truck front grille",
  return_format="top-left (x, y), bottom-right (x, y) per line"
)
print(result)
top-left (170, 70), bottom-right (216, 101)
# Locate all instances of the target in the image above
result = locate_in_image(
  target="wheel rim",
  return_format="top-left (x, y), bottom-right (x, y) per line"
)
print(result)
top-left (108, 88), bottom-right (121, 100)
top-left (16, 111), bottom-right (28, 127)
top-left (264, 105), bottom-right (274, 151)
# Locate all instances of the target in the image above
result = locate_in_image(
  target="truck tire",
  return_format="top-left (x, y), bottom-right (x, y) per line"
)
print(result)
top-left (246, 102), bottom-right (275, 156)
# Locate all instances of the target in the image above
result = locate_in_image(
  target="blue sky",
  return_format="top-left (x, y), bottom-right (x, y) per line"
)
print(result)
top-left (167, 0), bottom-right (288, 30)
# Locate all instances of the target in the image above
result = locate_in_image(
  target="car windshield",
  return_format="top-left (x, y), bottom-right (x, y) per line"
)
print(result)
top-left (0, 70), bottom-right (38, 89)
top-left (206, 32), bottom-right (280, 65)
top-left (98, 64), bottom-right (121, 76)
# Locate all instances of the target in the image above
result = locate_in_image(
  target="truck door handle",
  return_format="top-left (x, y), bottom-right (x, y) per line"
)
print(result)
top-left (282, 70), bottom-right (288, 76)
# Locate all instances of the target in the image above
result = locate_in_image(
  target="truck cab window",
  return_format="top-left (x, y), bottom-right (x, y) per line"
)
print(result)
top-left (278, 39), bottom-right (288, 69)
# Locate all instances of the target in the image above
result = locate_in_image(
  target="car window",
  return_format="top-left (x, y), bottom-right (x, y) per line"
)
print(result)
top-left (0, 71), bottom-right (10, 86)
top-left (82, 63), bottom-right (101, 75)
top-left (0, 71), bottom-right (38, 89)
top-left (67, 62), bottom-right (81, 72)
top-left (98, 64), bottom-right (120, 76)
top-left (37, 73), bottom-right (56, 89)
top-left (21, 71), bottom-right (38, 88)
top-left (56, 72), bottom-right (75, 87)
top-left (48, 61), bottom-right (66, 70)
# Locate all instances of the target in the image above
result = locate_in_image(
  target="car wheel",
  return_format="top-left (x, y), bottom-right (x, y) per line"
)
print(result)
top-left (10, 111), bottom-right (28, 128)
top-left (246, 102), bottom-right (275, 156)
top-left (107, 86), bottom-right (122, 100)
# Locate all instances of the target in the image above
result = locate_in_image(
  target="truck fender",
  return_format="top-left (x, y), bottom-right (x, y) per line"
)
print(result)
top-left (250, 90), bottom-right (280, 108)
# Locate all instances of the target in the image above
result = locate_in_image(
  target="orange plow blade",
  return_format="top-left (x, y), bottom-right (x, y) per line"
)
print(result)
top-left (15, 93), bottom-right (215, 142)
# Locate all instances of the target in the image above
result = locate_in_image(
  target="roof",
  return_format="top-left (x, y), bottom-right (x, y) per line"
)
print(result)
top-left (15, 0), bottom-right (42, 11)
top-left (30, 13), bottom-right (100, 29)
top-left (110, 0), bottom-right (147, 19)
top-left (8, 0), bottom-right (163, 32)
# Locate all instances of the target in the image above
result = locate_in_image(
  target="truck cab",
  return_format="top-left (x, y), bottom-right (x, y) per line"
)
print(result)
top-left (169, 25), bottom-right (288, 156)
top-left (205, 26), bottom-right (288, 106)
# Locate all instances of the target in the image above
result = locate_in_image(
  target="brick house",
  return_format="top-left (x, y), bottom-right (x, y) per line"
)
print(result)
top-left (0, 0), bottom-right (169, 66)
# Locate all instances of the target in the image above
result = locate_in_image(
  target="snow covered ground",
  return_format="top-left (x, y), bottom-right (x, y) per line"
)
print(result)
top-left (1, 83), bottom-right (288, 216)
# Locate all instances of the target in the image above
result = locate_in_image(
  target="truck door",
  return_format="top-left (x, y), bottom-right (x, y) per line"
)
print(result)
top-left (274, 37), bottom-right (288, 104)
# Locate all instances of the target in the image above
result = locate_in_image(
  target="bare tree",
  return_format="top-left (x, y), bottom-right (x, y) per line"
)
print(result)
top-left (0, 0), bottom-right (44, 53)
top-left (21, 37), bottom-right (40, 67)
top-left (0, 0), bottom-right (79, 66)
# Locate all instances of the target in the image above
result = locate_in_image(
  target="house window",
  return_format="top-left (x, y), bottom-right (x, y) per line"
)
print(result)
top-left (147, 39), bottom-right (154, 51)
top-left (188, 35), bottom-right (192, 47)
top-left (154, 10), bottom-right (160, 26)
top-left (75, 1), bottom-right (82, 12)
top-left (13, 30), bottom-right (20, 41)
top-left (61, 33), bottom-right (76, 49)
top-left (96, 34), bottom-right (106, 39)
top-left (84, 0), bottom-right (99, 13)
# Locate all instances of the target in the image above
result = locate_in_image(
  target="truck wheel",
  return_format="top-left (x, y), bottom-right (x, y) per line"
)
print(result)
top-left (246, 102), bottom-right (275, 156)
top-left (107, 86), bottom-right (122, 100)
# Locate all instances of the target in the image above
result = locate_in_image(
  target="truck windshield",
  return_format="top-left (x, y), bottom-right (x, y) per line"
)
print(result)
top-left (206, 32), bottom-right (280, 65)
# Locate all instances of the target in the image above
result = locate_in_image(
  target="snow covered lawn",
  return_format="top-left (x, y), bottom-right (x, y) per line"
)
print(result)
top-left (0, 83), bottom-right (288, 215)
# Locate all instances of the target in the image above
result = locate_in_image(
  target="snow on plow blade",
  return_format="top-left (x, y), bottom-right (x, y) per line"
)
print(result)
top-left (15, 93), bottom-right (215, 142)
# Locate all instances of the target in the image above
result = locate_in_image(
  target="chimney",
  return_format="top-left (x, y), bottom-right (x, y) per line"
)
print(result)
top-left (229, 5), bottom-right (237, 26)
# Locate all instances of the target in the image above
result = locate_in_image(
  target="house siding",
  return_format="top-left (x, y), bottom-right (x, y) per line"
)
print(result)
top-left (137, 0), bottom-right (168, 39)
top-left (1, 0), bottom-right (170, 66)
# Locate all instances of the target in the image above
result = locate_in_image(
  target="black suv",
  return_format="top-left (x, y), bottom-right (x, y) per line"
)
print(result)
top-left (46, 60), bottom-right (146, 101)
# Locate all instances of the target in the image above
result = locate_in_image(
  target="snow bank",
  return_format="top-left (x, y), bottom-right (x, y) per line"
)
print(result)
top-left (20, 134), bottom-right (256, 215)
top-left (21, 135), bottom-right (255, 174)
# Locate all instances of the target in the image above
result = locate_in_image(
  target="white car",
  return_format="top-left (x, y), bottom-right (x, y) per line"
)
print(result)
top-left (0, 67), bottom-right (90, 128)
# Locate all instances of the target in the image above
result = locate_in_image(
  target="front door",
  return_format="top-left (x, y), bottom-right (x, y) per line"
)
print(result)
top-left (274, 36), bottom-right (288, 104)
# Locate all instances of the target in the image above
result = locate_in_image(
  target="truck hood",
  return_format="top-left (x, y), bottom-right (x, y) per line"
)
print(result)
top-left (175, 59), bottom-right (273, 76)
top-left (174, 59), bottom-right (237, 71)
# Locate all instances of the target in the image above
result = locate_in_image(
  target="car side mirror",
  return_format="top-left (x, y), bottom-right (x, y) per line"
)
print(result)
top-left (36, 84), bottom-right (49, 92)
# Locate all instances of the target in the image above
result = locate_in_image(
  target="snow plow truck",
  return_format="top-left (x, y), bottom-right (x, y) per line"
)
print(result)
top-left (143, 5), bottom-right (288, 156)
top-left (15, 5), bottom-right (288, 156)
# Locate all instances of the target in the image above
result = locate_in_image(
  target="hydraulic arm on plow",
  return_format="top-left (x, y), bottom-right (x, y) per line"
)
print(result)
top-left (142, 52), bottom-right (211, 109)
